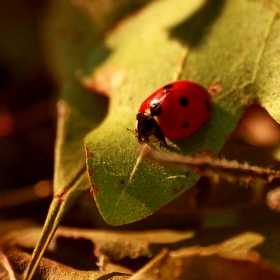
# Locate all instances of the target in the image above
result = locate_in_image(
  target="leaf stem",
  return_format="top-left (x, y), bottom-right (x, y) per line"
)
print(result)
top-left (23, 169), bottom-right (87, 280)
top-left (143, 147), bottom-right (280, 185)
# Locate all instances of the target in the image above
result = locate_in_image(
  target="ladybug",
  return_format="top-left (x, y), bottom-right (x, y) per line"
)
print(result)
top-left (136, 80), bottom-right (212, 145)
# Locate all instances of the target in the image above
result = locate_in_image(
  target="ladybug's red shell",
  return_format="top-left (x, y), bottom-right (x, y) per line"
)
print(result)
top-left (137, 80), bottom-right (212, 141)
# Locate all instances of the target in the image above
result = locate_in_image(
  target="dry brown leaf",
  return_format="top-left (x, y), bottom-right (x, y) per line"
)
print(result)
top-left (0, 248), bottom-right (17, 280)
top-left (56, 227), bottom-right (195, 260)
top-left (5, 249), bottom-right (131, 280)
top-left (1, 223), bottom-right (194, 260)
top-left (2, 220), bottom-right (280, 279)
top-left (130, 247), bottom-right (280, 280)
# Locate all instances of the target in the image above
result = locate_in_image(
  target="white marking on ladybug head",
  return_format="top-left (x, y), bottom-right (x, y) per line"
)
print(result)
top-left (148, 135), bottom-right (159, 143)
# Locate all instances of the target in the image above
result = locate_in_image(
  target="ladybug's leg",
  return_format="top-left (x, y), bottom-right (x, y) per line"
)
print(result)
top-left (151, 118), bottom-right (166, 146)
top-left (159, 138), bottom-right (166, 147)
top-left (156, 131), bottom-right (167, 146)
top-left (149, 101), bottom-right (167, 146)
top-left (127, 127), bottom-right (137, 137)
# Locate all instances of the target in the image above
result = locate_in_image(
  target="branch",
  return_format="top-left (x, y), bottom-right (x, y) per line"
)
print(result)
top-left (143, 147), bottom-right (280, 185)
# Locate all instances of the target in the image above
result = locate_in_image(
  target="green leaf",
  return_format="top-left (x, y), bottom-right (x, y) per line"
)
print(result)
top-left (84, 0), bottom-right (280, 225)
top-left (24, 0), bottom-right (151, 278)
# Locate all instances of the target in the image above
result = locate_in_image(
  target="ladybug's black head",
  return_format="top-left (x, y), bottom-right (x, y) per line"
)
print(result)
top-left (136, 112), bottom-right (166, 145)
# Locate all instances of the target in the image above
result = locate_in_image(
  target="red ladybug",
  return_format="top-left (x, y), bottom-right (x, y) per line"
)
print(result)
top-left (136, 80), bottom-right (212, 145)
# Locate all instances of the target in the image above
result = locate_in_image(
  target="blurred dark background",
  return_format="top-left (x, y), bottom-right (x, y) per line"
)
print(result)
top-left (0, 0), bottom-right (57, 222)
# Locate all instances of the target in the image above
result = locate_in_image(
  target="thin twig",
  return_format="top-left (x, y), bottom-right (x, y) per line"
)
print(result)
top-left (143, 147), bottom-right (280, 185)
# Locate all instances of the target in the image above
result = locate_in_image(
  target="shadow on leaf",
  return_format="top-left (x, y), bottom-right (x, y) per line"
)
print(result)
top-left (169, 0), bottom-right (225, 47)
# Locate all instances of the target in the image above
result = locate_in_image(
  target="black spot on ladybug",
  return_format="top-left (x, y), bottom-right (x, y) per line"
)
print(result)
top-left (179, 96), bottom-right (188, 107)
top-left (150, 101), bottom-right (163, 116)
top-left (163, 84), bottom-right (173, 94)
top-left (163, 84), bottom-right (173, 89)
top-left (183, 121), bottom-right (190, 129)
top-left (205, 99), bottom-right (211, 111)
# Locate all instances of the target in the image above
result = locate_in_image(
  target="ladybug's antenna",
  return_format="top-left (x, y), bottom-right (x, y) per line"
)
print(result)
top-left (127, 128), bottom-right (136, 137)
